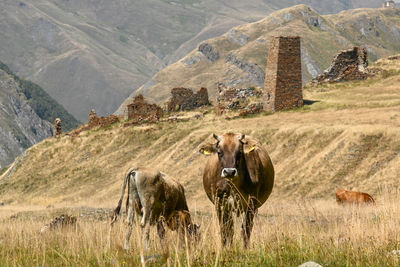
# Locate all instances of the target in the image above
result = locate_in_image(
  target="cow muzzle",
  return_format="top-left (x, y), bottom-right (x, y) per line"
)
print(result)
top-left (221, 168), bottom-right (238, 178)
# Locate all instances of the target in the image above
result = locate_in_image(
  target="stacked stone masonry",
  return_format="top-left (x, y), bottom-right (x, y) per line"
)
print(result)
top-left (313, 46), bottom-right (369, 83)
top-left (53, 118), bottom-right (62, 137)
top-left (264, 36), bottom-right (303, 112)
top-left (166, 87), bottom-right (210, 112)
top-left (88, 109), bottom-right (120, 128)
top-left (216, 82), bottom-right (263, 115)
top-left (125, 94), bottom-right (163, 122)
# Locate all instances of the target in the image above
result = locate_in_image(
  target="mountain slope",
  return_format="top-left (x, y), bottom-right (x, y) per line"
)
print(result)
top-left (0, 62), bottom-right (80, 132)
top-left (0, 1), bottom-right (383, 121)
top-left (117, 6), bottom-right (400, 112)
top-left (0, 61), bottom-right (80, 167)
top-left (0, 69), bottom-right (53, 167)
top-left (1, 58), bottom-right (400, 207)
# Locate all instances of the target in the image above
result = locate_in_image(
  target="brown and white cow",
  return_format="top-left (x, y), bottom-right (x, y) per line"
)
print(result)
top-left (336, 189), bottom-right (375, 205)
top-left (199, 133), bottom-right (274, 247)
top-left (111, 167), bottom-right (199, 249)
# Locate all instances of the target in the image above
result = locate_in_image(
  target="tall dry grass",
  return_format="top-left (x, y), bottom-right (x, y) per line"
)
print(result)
top-left (1, 191), bottom-right (400, 266)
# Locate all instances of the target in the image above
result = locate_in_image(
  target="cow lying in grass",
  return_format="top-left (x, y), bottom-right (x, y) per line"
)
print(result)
top-left (336, 189), bottom-right (375, 205)
top-left (111, 167), bottom-right (200, 249)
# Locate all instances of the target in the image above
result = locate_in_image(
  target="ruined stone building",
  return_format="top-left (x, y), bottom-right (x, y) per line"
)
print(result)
top-left (216, 82), bottom-right (263, 114)
top-left (313, 47), bottom-right (368, 83)
top-left (88, 109), bottom-right (119, 128)
top-left (382, 0), bottom-right (396, 8)
top-left (124, 94), bottom-right (163, 121)
top-left (264, 36), bottom-right (303, 112)
top-left (166, 87), bottom-right (210, 112)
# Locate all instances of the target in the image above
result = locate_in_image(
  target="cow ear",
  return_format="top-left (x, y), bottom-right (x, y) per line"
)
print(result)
top-left (199, 143), bottom-right (217, 155)
top-left (243, 138), bottom-right (262, 183)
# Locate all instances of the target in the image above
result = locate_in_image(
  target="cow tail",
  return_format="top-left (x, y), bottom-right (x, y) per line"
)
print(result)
top-left (110, 169), bottom-right (134, 225)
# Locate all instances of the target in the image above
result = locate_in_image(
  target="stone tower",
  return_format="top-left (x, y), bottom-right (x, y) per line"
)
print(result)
top-left (382, 0), bottom-right (395, 8)
top-left (264, 36), bottom-right (303, 112)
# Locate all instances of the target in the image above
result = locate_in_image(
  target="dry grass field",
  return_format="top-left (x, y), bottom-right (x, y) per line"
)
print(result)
top-left (1, 58), bottom-right (400, 265)
top-left (1, 195), bottom-right (400, 266)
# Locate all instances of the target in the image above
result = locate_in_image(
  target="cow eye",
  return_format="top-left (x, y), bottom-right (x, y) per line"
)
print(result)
top-left (217, 150), bottom-right (223, 157)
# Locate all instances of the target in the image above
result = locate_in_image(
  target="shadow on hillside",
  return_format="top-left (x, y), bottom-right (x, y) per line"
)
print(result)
top-left (303, 99), bottom-right (320, 106)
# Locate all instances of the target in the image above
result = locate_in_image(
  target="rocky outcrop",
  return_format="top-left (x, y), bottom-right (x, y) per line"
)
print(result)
top-left (225, 53), bottom-right (265, 85)
top-left (0, 69), bottom-right (52, 167)
top-left (313, 47), bottom-right (369, 83)
top-left (227, 30), bottom-right (249, 46)
top-left (166, 87), bottom-right (210, 112)
top-left (198, 43), bottom-right (220, 62)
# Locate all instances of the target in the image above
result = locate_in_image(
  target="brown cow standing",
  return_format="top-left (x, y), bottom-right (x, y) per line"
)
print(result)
top-left (199, 133), bottom-right (274, 247)
top-left (336, 189), bottom-right (375, 205)
top-left (111, 167), bottom-right (200, 249)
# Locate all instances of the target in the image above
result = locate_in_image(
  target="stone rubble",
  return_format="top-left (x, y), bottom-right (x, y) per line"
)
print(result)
top-left (69, 109), bottom-right (120, 136)
top-left (216, 82), bottom-right (263, 116)
top-left (40, 214), bottom-right (77, 233)
top-left (313, 46), bottom-right (369, 83)
top-left (166, 87), bottom-right (210, 112)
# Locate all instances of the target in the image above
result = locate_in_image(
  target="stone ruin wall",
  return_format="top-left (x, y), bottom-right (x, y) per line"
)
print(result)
top-left (264, 36), bottom-right (303, 112)
top-left (215, 82), bottom-right (263, 115)
top-left (125, 94), bottom-right (163, 122)
top-left (88, 109), bottom-right (120, 128)
top-left (166, 87), bottom-right (210, 112)
top-left (313, 47), bottom-right (369, 83)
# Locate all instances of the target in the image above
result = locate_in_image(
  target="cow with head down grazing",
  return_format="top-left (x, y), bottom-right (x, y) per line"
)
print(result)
top-left (110, 167), bottom-right (200, 249)
top-left (199, 133), bottom-right (274, 247)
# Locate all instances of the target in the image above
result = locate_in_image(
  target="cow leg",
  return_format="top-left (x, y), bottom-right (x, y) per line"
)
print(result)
top-left (157, 220), bottom-right (165, 240)
top-left (216, 200), bottom-right (234, 246)
top-left (123, 180), bottom-right (136, 250)
top-left (123, 204), bottom-right (135, 250)
top-left (241, 202), bottom-right (256, 248)
top-left (157, 220), bottom-right (166, 249)
top-left (140, 197), bottom-right (154, 250)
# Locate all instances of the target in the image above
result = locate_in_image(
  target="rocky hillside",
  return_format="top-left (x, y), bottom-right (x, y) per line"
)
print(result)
top-left (0, 69), bottom-right (52, 167)
top-left (0, 62), bottom-right (79, 167)
top-left (0, 1), bottom-right (383, 121)
top-left (1, 56), bottom-right (400, 208)
top-left (117, 5), bottom-right (400, 112)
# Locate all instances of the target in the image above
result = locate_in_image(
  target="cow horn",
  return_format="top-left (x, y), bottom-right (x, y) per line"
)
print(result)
top-left (213, 133), bottom-right (221, 142)
top-left (238, 133), bottom-right (245, 142)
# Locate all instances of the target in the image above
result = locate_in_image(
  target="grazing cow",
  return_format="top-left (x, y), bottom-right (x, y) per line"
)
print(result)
top-left (199, 133), bottom-right (274, 247)
top-left (336, 189), bottom-right (375, 205)
top-left (111, 167), bottom-right (199, 249)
